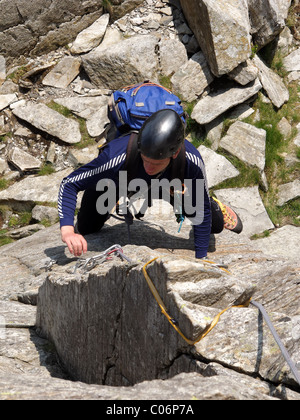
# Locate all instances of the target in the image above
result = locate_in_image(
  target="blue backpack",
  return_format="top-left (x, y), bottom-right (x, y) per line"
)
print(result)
top-left (107, 81), bottom-right (186, 139)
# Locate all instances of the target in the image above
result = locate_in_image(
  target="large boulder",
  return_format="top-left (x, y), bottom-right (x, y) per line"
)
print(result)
top-left (248, 0), bottom-right (292, 48)
top-left (82, 34), bottom-right (189, 91)
top-left (82, 34), bottom-right (161, 89)
top-left (180, 0), bottom-right (252, 76)
top-left (36, 250), bottom-right (255, 386)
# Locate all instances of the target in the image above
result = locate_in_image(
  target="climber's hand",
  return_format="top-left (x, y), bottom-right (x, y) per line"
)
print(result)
top-left (61, 226), bottom-right (88, 257)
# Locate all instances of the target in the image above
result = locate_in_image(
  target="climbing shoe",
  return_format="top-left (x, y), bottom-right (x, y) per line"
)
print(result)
top-left (212, 197), bottom-right (243, 234)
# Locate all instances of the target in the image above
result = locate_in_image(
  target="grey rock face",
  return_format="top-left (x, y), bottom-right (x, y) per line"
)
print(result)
top-left (0, 0), bottom-right (104, 59)
top-left (0, 205), bottom-right (299, 399)
top-left (0, 0), bottom-right (299, 401)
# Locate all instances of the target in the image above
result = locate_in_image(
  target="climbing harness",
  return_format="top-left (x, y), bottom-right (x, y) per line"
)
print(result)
top-left (142, 257), bottom-right (300, 387)
top-left (108, 181), bottom-right (189, 243)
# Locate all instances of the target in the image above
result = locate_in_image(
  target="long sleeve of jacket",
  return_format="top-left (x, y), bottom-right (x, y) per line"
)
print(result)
top-left (58, 138), bottom-right (128, 228)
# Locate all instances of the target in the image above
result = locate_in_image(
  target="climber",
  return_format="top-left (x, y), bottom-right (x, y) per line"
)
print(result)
top-left (58, 109), bottom-right (243, 258)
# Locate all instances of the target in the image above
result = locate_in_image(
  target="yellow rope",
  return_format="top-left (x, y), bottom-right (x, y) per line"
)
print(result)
top-left (143, 258), bottom-right (251, 346)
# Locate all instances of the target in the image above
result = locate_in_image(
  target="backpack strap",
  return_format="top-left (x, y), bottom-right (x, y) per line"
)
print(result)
top-left (170, 143), bottom-right (186, 185)
top-left (124, 132), bottom-right (140, 185)
top-left (123, 135), bottom-right (186, 222)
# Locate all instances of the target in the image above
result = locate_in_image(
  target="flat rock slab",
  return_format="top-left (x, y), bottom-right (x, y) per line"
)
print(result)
top-left (254, 225), bottom-right (300, 262)
top-left (0, 213), bottom-right (299, 398)
top-left (0, 169), bottom-right (71, 211)
top-left (0, 94), bottom-right (18, 111)
top-left (219, 121), bottom-right (266, 171)
top-left (12, 102), bottom-right (81, 144)
top-left (277, 180), bottom-right (300, 206)
top-left (192, 79), bottom-right (262, 125)
top-left (0, 371), bottom-right (280, 400)
top-left (8, 146), bottom-right (42, 172)
top-left (284, 48), bottom-right (300, 72)
top-left (42, 57), bottom-right (81, 89)
top-left (54, 96), bottom-right (108, 120)
top-left (0, 326), bottom-right (66, 380)
top-left (0, 256), bottom-right (38, 300)
top-left (253, 55), bottom-right (289, 108)
top-left (0, 300), bottom-right (36, 327)
top-left (214, 186), bottom-right (274, 237)
top-left (198, 145), bottom-right (240, 188)
top-left (194, 306), bottom-right (300, 386)
top-left (54, 95), bottom-right (110, 137)
top-left (70, 14), bottom-right (110, 54)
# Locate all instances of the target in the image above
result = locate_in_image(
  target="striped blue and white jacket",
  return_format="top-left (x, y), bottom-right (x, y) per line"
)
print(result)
top-left (58, 135), bottom-right (211, 259)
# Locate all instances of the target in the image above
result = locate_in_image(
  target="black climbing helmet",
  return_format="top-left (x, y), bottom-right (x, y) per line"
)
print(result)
top-left (137, 109), bottom-right (185, 160)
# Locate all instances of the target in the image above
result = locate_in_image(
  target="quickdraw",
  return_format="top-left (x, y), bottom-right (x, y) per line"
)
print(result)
top-left (73, 244), bottom-right (132, 273)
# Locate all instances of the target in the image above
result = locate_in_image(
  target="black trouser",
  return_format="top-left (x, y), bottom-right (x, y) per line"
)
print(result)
top-left (77, 188), bottom-right (224, 236)
top-left (210, 198), bottom-right (224, 234)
